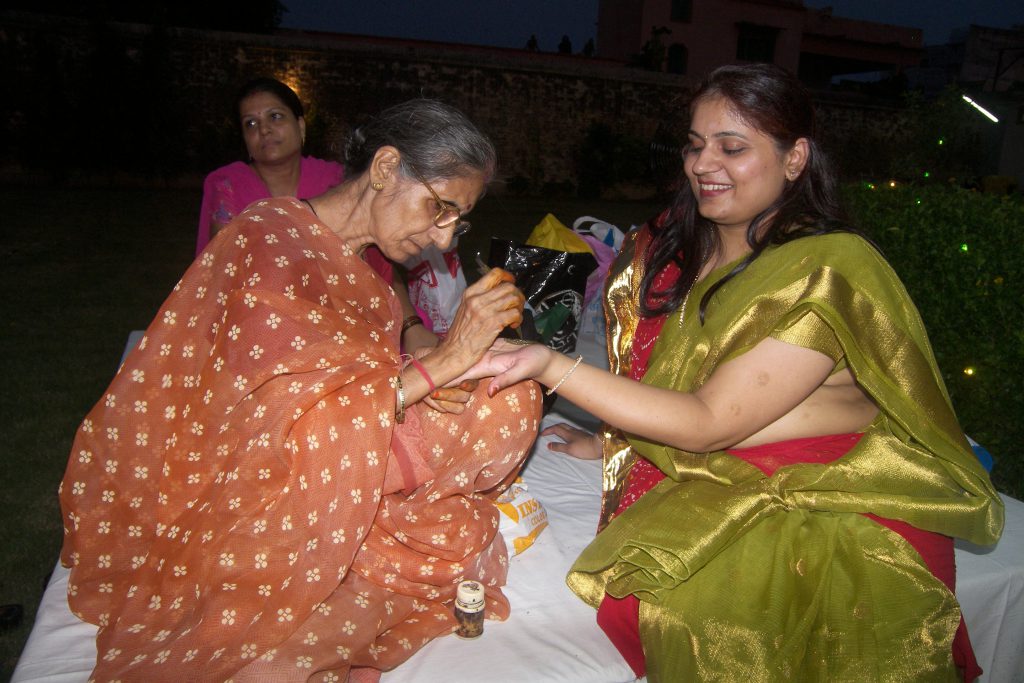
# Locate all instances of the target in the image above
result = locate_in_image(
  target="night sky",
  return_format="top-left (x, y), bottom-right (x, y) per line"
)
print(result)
top-left (280, 0), bottom-right (1024, 50)
top-left (280, 0), bottom-right (599, 52)
top-left (802, 0), bottom-right (1024, 45)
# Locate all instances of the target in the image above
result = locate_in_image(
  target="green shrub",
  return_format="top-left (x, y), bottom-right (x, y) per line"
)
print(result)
top-left (845, 183), bottom-right (1024, 498)
top-left (888, 88), bottom-right (991, 183)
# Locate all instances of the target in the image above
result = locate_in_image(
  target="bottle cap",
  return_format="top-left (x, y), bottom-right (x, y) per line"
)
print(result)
top-left (455, 580), bottom-right (485, 613)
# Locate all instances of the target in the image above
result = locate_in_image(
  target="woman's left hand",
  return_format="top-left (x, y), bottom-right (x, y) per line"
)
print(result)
top-left (541, 423), bottom-right (602, 459)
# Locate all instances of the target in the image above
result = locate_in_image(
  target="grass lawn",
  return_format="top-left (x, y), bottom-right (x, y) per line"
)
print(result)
top-left (0, 187), bottom-right (200, 677)
top-left (0, 186), bottom-right (662, 678)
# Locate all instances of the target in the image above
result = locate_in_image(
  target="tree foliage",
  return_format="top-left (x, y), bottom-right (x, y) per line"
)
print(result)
top-left (822, 86), bottom-right (996, 183)
top-left (848, 183), bottom-right (1023, 497)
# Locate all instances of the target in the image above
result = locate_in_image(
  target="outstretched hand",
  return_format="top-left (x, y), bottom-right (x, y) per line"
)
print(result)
top-left (453, 339), bottom-right (553, 396)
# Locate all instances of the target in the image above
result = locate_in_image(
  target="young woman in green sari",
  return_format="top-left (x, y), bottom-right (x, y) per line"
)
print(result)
top-left (465, 64), bottom-right (1003, 681)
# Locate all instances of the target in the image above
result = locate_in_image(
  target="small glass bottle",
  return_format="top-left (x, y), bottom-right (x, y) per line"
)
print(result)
top-left (454, 580), bottom-right (485, 639)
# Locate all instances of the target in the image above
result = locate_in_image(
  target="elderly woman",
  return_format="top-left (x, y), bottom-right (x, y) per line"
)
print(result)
top-left (59, 99), bottom-right (541, 682)
top-left (468, 64), bottom-right (1002, 681)
top-left (196, 77), bottom-right (442, 355)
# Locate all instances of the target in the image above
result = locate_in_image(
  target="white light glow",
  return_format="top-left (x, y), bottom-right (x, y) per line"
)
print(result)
top-left (962, 95), bottom-right (999, 123)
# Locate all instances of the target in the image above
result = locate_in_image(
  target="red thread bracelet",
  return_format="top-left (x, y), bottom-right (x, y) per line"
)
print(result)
top-left (408, 357), bottom-right (436, 393)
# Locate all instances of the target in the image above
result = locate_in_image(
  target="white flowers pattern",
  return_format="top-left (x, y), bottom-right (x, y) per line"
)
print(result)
top-left (59, 199), bottom-right (540, 683)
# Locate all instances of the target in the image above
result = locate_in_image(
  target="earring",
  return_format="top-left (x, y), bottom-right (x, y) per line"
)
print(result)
top-left (372, 181), bottom-right (384, 191)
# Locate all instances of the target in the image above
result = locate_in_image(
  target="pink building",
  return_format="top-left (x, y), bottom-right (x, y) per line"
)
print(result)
top-left (597, 0), bottom-right (923, 86)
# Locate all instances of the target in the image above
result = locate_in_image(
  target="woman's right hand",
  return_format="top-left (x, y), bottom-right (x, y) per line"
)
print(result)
top-left (432, 268), bottom-right (525, 375)
top-left (401, 269), bottom-right (524, 409)
top-left (541, 423), bottom-right (602, 460)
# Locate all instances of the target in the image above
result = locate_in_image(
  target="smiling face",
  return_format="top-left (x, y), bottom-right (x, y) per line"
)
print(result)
top-left (372, 170), bottom-right (486, 263)
top-left (239, 91), bottom-right (305, 167)
top-left (684, 95), bottom-right (806, 236)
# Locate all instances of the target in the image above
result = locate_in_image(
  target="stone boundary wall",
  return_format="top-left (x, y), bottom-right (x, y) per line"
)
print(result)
top-left (1, 11), bottom-right (906, 191)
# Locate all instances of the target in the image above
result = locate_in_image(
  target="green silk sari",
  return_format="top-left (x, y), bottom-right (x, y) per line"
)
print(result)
top-left (569, 229), bottom-right (1004, 681)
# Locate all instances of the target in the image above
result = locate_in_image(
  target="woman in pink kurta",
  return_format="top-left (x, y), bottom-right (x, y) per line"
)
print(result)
top-left (195, 78), bottom-right (344, 257)
top-left (197, 156), bottom-right (343, 255)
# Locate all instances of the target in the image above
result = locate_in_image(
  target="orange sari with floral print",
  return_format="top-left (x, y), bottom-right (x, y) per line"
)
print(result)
top-left (59, 198), bottom-right (541, 682)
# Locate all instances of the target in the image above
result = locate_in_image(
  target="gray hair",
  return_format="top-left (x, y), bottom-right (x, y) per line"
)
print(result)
top-left (343, 99), bottom-right (496, 182)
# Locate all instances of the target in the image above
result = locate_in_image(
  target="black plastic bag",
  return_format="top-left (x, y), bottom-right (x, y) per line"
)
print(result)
top-left (488, 239), bottom-right (597, 354)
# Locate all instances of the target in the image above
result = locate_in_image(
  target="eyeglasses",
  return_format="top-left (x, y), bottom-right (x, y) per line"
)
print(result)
top-left (413, 172), bottom-right (471, 238)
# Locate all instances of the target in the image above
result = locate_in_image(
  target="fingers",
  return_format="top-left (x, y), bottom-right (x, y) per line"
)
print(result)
top-left (485, 343), bottom-right (552, 396)
top-left (546, 440), bottom-right (571, 454)
top-left (444, 273), bottom-right (526, 362)
top-left (541, 423), bottom-right (585, 440)
top-left (486, 369), bottom-right (527, 397)
top-left (486, 377), bottom-right (504, 398)
top-left (422, 386), bottom-right (472, 413)
top-left (464, 269), bottom-right (525, 326)
top-left (431, 387), bottom-right (473, 404)
top-left (421, 379), bottom-right (477, 413)
top-left (476, 267), bottom-right (516, 291)
top-left (474, 282), bottom-right (525, 328)
top-left (458, 280), bottom-right (522, 322)
top-left (486, 270), bottom-right (525, 329)
top-left (541, 422), bottom-right (601, 459)
top-left (422, 396), bottom-right (467, 414)
top-left (446, 348), bottom-right (510, 386)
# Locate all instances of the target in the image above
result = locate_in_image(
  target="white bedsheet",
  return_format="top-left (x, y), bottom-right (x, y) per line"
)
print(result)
top-left (14, 412), bottom-right (1024, 682)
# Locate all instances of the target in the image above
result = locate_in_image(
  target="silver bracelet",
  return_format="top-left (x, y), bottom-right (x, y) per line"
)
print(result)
top-left (545, 355), bottom-right (584, 396)
top-left (395, 372), bottom-right (406, 423)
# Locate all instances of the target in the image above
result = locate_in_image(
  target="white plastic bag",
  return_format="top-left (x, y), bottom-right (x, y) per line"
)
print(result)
top-left (572, 216), bottom-right (627, 341)
top-left (403, 242), bottom-right (467, 334)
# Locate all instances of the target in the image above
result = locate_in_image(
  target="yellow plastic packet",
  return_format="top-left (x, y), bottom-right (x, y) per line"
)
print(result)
top-left (495, 479), bottom-right (548, 556)
top-left (525, 213), bottom-right (594, 254)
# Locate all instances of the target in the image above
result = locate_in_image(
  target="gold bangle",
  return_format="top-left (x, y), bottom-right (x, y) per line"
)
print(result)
top-left (545, 355), bottom-right (583, 396)
top-left (395, 372), bottom-right (406, 423)
top-left (401, 314), bottom-right (423, 335)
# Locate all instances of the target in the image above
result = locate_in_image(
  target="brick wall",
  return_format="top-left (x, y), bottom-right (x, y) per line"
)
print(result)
top-left (1, 11), bottom-right (907, 190)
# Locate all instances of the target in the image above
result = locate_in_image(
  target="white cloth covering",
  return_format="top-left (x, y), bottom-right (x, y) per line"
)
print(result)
top-left (14, 412), bottom-right (1024, 682)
